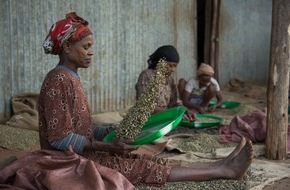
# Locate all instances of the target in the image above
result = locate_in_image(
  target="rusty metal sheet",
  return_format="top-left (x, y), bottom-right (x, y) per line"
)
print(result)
top-left (0, 0), bottom-right (197, 118)
top-left (217, 0), bottom-right (272, 86)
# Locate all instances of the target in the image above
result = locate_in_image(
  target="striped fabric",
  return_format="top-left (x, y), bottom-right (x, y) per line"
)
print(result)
top-left (50, 132), bottom-right (86, 154)
top-left (92, 123), bottom-right (115, 141)
top-left (50, 124), bottom-right (115, 154)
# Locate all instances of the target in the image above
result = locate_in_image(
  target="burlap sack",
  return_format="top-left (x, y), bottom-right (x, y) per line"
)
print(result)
top-left (92, 112), bottom-right (123, 124)
top-left (6, 93), bottom-right (39, 131)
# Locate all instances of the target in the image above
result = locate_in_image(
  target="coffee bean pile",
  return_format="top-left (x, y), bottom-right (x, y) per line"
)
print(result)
top-left (116, 59), bottom-right (167, 143)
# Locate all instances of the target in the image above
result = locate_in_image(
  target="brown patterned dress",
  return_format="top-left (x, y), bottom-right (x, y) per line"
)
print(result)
top-left (38, 66), bottom-right (171, 185)
top-left (38, 66), bottom-right (94, 150)
top-left (135, 69), bottom-right (182, 110)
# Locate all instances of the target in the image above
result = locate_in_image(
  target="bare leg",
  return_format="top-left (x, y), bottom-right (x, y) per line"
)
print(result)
top-left (186, 137), bottom-right (247, 168)
top-left (167, 139), bottom-right (253, 181)
top-left (213, 136), bottom-right (247, 165)
top-left (201, 84), bottom-right (216, 108)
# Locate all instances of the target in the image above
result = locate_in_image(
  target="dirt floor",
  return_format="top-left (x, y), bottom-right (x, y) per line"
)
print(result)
top-left (263, 177), bottom-right (290, 190)
top-left (164, 128), bottom-right (290, 190)
top-left (1, 82), bottom-right (290, 189)
top-left (257, 156), bottom-right (290, 190)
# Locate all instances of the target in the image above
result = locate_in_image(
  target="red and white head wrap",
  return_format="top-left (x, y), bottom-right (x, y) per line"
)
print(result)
top-left (43, 12), bottom-right (92, 55)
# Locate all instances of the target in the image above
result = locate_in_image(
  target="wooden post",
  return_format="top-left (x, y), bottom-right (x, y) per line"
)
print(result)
top-left (266, 0), bottom-right (290, 160)
top-left (204, 0), bottom-right (212, 65)
top-left (209, 0), bottom-right (218, 72)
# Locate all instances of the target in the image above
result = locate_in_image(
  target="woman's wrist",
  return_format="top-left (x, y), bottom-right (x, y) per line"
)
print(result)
top-left (90, 139), bottom-right (96, 153)
top-left (216, 101), bottom-right (223, 107)
top-left (92, 140), bottom-right (109, 152)
top-left (83, 139), bottom-right (94, 152)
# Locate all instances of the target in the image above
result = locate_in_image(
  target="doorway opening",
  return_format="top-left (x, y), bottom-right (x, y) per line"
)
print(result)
top-left (197, 0), bottom-right (206, 66)
top-left (196, 0), bottom-right (220, 81)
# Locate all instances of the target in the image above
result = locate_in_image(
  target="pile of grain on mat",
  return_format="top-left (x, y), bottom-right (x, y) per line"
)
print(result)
top-left (0, 124), bottom-right (39, 150)
top-left (195, 117), bottom-right (222, 123)
top-left (213, 104), bottom-right (261, 125)
top-left (171, 133), bottom-right (237, 153)
top-left (136, 169), bottom-right (252, 190)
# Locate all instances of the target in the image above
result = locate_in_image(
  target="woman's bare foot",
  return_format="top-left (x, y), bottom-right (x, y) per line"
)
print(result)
top-left (219, 137), bottom-right (247, 162)
top-left (167, 138), bottom-right (253, 182)
top-left (210, 136), bottom-right (248, 166)
top-left (198, 137), bottom-right (247, 167)
top-left (221, 139), bottom-right (253, 180)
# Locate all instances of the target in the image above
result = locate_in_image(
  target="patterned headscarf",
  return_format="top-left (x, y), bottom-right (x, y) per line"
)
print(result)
top-left (43, 12), bottom-right (92, 55)
top-left (147, 45), bottom-right (180, 69)
top-left (197, 63), bottom-right (214, 76)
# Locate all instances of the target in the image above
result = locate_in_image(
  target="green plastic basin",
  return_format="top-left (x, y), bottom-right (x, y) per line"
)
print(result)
top-left (209, 100), bottom-right (241, 109)
top-left (103, 106), bottom-right (186, 145)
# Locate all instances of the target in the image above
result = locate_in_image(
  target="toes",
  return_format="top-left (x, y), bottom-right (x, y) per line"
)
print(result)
top-left (228, 137), bottom-right (247, 158)
top-left (244, 141), bottom-right (254, 158)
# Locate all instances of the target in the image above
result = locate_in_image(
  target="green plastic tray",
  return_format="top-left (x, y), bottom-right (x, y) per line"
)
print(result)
top-left (209, 100), bottom-right (241, 109)
top-left (179, 113), bottom-right (224, 128)
top-left (103, 106), bottom-right (186, 145)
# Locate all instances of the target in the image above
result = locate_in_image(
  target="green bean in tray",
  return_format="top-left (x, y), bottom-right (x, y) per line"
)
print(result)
top-left (194, 117), bottom-right (221, 123)
top-left (179, 114), bottom-right (224, 128)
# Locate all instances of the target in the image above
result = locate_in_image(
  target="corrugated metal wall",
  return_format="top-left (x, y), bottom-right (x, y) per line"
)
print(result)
top-left (217, 0), bottom-right (272, 86)
top-left (0, 0), bottom-right (197, 119)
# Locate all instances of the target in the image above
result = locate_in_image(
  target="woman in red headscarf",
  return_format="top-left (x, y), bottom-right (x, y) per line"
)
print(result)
top-left (0, 12), bottom-right (253, 190)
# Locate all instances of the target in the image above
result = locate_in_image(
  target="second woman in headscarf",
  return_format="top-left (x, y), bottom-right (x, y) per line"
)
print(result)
top-left (135, 45), bottom-right (195, 120)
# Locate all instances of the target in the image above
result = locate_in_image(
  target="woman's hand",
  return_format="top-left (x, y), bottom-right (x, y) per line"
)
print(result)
top-left (183, 109), bottom-right (196, 121)
top-left (197, 106), bottom-right (206, 114)
top-left (208, 105), bottom-right (217, 112)
top-left (92, 139), bottom-right (139, 155)
top-left (154, 106), bottom-right (166, 113)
